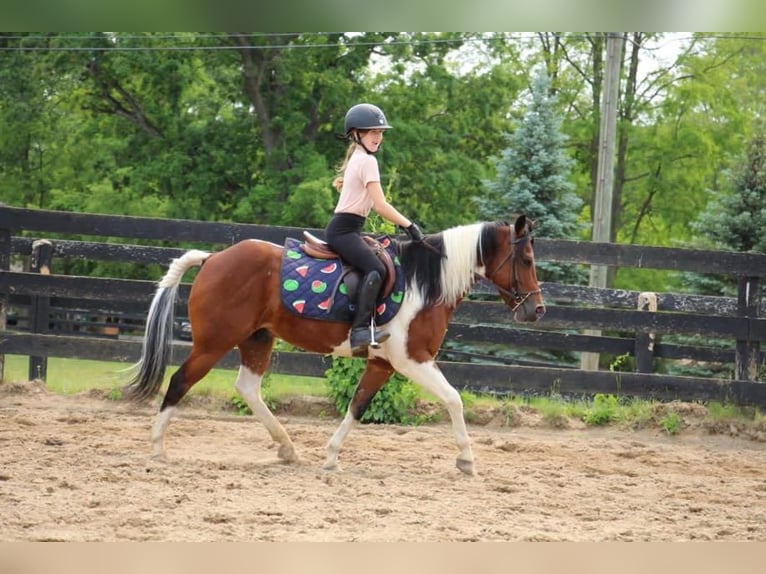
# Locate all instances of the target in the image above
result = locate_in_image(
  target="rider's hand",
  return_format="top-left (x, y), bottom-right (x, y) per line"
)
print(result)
top-left (405, 222), bottom-right (425, 242)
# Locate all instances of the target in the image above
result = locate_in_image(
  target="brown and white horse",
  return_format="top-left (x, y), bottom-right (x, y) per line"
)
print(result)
top-left (126, 215), bottom-right (545, 475)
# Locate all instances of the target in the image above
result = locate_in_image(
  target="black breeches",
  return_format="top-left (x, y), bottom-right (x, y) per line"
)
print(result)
top-left (325, 213), bottom-right (386, 278)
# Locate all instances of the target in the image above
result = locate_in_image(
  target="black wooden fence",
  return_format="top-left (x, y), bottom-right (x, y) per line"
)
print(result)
top-left (1, 205), bottom-right (765, 406)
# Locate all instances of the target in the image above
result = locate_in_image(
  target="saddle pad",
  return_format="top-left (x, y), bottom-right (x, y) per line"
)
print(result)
top-left (280, 236), bottom-right (405, 325)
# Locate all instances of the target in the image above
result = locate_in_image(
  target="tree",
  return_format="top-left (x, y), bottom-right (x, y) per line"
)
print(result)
top-left (477, 69), bottom-right (586, 284)
top-left (680, 127), bottom-right (766, 297)
top-left (695, 128), bottom-right (766, 253)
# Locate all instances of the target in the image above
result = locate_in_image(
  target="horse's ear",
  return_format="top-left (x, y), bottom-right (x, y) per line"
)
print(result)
top-left (514, 214), bottom-right (527, 234)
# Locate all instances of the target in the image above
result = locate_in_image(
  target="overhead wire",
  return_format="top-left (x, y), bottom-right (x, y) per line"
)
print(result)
top-left (1, 32), bottom-right (745, 53)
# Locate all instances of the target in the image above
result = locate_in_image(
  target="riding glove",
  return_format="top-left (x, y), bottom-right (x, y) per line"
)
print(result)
top-left (406, 222), bottom-right (425, 242)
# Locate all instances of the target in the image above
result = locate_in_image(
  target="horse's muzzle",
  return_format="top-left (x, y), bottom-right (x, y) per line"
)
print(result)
top-left (514, 300), bottom-right (546, 322)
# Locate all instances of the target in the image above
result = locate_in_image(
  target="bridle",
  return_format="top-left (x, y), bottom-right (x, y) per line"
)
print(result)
top-left (476, 223), bottom-right (541, 312)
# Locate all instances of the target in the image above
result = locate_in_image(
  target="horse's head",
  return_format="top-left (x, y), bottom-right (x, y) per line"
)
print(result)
top-left (481, 215), bottom-right (545, 322)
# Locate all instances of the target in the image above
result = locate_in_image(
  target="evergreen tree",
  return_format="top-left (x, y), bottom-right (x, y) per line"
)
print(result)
top-left (692, 128), bottom-right (766, 253)
top-left (682, 127), bottom-right (766, 296)
top-left (477, 70), bottom-right (586, 284)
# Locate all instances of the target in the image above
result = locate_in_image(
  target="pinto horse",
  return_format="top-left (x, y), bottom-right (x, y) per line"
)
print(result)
top-left (126, 215), bottom-right (545, 475)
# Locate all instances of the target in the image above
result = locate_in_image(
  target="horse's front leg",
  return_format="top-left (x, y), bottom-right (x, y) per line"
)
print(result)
top-left (396, 359), bottom-right (475, 475)
top-left (324, 358), bottom-right (394, 471)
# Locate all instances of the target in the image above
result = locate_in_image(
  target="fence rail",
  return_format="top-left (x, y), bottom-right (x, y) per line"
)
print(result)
top-left (1, 206), bottom-right (764, 406)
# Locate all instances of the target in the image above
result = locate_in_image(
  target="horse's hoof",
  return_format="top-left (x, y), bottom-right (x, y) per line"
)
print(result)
top-left (277, 445), bottom-right (298, 463)
top-left (151, 452), bottom-right (168, 463)
top-left (322, 461), bottom-right (339, 471)
top-left (456, 458), bottom-right (475, 476)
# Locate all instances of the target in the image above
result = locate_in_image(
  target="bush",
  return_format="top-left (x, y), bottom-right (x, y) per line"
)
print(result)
top-left (324, 356), bottom-right (421, 424)
top-left (583, 393), bottom-right (619, 426)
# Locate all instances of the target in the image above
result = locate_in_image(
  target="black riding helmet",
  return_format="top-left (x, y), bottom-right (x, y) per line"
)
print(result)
top-left (344, 103), bottom-right (393, 136)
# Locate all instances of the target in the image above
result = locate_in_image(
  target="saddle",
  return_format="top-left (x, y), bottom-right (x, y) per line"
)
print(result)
top-left (301, 231), bottom-right (397, 299)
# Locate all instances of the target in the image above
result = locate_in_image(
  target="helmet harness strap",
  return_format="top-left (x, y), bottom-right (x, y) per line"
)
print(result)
top-left (352, 130), bottom-right (377, 155)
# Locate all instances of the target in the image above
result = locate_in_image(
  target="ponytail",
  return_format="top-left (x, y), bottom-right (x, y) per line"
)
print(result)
top-left (333, 141), bottom-right (357, 192)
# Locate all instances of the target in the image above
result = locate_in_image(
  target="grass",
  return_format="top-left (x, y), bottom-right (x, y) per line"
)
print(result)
top-left (3, 355), bottom-right (763, 434)
top-left (1, 355), bottom-right (328, 399)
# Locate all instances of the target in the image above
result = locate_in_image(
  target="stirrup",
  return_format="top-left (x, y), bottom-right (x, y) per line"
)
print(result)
top-left (349, 321), bottom-right (390, 355)
top-left (368, 321), bottom-right (391, 349)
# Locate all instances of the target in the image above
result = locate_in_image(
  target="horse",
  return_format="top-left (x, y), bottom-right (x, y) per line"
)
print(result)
top-left (125, 215), bottom-right (545, 475)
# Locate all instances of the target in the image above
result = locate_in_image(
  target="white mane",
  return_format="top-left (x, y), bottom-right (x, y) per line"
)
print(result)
top-left (438, 222), bottom-right (484, 306)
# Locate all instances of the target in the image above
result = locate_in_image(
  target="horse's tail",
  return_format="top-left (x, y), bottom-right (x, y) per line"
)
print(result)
top-left (125, 249), bottom-right (210, 402)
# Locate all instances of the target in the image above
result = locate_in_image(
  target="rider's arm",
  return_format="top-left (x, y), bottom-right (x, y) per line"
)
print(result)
top-left (367, 181), bottom-right (412, 228)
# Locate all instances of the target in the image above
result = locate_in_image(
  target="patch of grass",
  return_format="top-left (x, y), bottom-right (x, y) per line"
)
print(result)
top-left (661, 412), bottom-right (682, 435)
top-left (583, 393), bottom-right (619, 426)
top-left (231, 395), bottom-right (252, 416)
top-left (2, 355), bottom-right (327, 399)
top-left (537, 399), bottom-right (570, 428)
top-left (707, 401), bottom-right (743, 421)
top-left (5, 355), bottom-right (763, 434)
top-left (615, 398), bottom-right (656, 430)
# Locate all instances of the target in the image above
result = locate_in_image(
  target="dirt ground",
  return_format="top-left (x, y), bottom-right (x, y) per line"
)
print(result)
top-left (1, 382), bottom-right (765, 542)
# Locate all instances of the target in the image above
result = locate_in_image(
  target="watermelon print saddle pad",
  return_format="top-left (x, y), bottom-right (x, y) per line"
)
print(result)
top-left (279, 236), bottom-right (405, 325)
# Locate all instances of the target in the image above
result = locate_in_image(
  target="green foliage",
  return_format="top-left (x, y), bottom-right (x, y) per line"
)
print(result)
top-left (477, 68), bottom-right (586, 284)
top-left (3, 32), bottom-right (766, 302)
top-left (683, 127), bottom-right (766, 295)
top-left (231, 395), bottom-right (252, 416)
top-left (583, 393), bottom-right (619, 426)
top-left (615, 398), bottom-right (656, 430)
top-left (661, 412), bottom-right (682, 435)
top-left (707, 401), bottom-right (744, 421)
top-left (609, 353), bottom-right (634, 373)
top-left (538, 399), bottom-right (571, 428)
top-left (324, 356), bottom-right (421, 425)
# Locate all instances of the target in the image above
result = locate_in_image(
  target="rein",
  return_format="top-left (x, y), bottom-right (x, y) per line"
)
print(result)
top-left (475, 225), bottom-right (540, 312)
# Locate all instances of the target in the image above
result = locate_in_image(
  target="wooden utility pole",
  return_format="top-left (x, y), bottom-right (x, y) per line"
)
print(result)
top-left (581, 32), bottom-right (624, 371)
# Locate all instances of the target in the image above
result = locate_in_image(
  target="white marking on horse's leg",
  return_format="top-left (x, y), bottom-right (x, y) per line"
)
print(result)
top-left (396, 359), bottom-right (475, 475)
top-left (235, 366), bottom-right (297, 462)
top-left (151, 405), bottom-right (175, 460)
top-left (323, 410), bottom-right (357, 471)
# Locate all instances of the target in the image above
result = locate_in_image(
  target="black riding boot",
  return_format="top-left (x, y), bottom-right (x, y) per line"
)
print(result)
top-left (349, 270), bottom-right (390, 355)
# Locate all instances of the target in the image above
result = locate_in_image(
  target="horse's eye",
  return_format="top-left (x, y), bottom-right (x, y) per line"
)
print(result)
top-left (522, 259), bottom-right (533, 268)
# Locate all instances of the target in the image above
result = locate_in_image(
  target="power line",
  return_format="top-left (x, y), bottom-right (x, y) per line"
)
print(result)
top-left (1, 32), bottom-right (763, 54)
top-left (0, 32), bottom-right (700, 53)
top-left (0, 32), bottom-right (495, 52)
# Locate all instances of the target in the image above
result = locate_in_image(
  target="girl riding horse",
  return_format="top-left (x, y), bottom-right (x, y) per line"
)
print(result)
top-left (325, 103), bottom-right (424, 354)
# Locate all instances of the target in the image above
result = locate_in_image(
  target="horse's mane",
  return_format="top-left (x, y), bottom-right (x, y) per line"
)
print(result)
top-left (399, 222), bottom-right (500, 307)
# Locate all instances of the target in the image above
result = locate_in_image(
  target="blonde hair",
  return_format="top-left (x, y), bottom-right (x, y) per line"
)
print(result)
top-left (333, 141), bottom-right (358, 192)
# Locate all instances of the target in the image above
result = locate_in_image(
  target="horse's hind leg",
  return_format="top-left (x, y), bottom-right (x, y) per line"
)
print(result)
top-left (152, 350), bottom-right (222, 459)
top-left (235, 329), bottom-right (297, 463)
top-left (324, 358), bottom-right (394, 471)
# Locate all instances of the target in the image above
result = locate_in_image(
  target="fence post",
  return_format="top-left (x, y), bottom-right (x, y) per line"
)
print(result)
top-left (28, 239), bottom-right (54, 382)
top-left (0, 225), bottom-right (10, 382)
top-left (736, 276), bottom-right (761, 381)
top-left (635, 292), bottom-right (657, 374)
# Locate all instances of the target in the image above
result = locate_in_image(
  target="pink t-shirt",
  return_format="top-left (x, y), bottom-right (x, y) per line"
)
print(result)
top-left (334, 149), bottom-right (380, 217)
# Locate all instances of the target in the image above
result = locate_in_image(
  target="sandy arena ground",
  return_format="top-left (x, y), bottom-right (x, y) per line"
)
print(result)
top-left (1, 382), bottom-right (765, 542)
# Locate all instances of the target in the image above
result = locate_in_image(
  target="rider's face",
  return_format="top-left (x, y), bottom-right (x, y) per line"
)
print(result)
top-left (358, 129), bottom-right (384, 152)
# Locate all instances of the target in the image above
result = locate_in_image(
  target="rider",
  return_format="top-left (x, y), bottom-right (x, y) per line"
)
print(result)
top-left (325, 103), bottom-right (424, 355)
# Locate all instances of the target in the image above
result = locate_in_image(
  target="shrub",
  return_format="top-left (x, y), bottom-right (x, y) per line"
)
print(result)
top-left (662, 412), bottom-right (682, 435)
top-left (583, 393), bottom-right (619, 426)
top-left (325, 356), bottom-right (421, 424)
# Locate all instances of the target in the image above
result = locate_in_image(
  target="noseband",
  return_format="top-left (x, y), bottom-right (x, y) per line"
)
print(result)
top-left (476, 224), bottom-right (541, 312)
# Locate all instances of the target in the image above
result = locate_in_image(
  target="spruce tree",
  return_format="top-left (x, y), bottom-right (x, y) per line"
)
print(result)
top-left (692, 129), bottom-right (766, 253)
top-left (683, 127), bottom-right (766, 296)
top-left (477, 70), bottom-right (586, 284)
